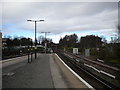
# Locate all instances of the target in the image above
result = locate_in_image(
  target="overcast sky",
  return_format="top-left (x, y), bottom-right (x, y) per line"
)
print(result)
top-left (1, 1), bottom-right (118, 43)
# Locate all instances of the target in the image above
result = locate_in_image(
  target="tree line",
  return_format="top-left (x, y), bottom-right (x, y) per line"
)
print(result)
top-left (3, 37), bottom-right (33, 47)
top-left (59, 34), bottom-right (103, 48)
top-left (58, 34), bottom-right (120, 67)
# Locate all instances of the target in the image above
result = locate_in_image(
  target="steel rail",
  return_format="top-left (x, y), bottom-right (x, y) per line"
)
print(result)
top-left (57, 51), bottom-right (119, 89)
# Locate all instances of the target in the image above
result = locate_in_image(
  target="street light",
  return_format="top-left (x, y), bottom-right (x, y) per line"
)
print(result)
top-left (27, 19), bottom-right (44, 59)
top-left (41, 32), bottom-right (51, 53)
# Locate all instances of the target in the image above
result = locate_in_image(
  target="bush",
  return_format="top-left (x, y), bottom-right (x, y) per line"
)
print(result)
top-left (65, 47), bottom-right (73, 52)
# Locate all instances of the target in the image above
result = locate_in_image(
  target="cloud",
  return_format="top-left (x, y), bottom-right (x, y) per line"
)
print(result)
top-left (1, 2), bottom-right (118, 43)
top-left (1, 0), bottom-right (120, 2)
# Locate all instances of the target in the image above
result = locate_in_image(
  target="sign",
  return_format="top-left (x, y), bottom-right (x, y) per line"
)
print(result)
top-left (85, 49), bottom-right (90, 57)
top-left (73, 48), bottom-right (78, 54)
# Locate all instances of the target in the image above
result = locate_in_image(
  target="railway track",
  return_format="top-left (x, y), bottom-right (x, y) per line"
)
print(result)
top-left (74, 54), bottom-right (120, 72)
top-left (56, 51), bottom-right (120, 89)
top-left (62, 51), bottom-right (120, 77)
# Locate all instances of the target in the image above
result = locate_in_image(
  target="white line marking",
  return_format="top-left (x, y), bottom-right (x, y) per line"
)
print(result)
top-left (0, 57), bottom-right (21, 63)
top-left (0, 55), bottom-right (28, 63)
top-left (75, 59), bottom-right (80, 62)
top-left (84, 63), bottom-right (100, 73)
top-left (4, 72), bottom-right (15, 76)
top-left (55, 53), bottom-right (95, 90)
top-left (97, 59), bottom-right (104, 63)
top-left (0, 59), bottom-right (16, 63)
top-left (100, 70), bottom-right (116, 79)
top-left (84, 63), bottom-right (116, 79)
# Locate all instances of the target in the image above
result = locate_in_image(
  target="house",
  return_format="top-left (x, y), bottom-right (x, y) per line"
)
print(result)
top-left (2, 38), bottom-right (8, 47)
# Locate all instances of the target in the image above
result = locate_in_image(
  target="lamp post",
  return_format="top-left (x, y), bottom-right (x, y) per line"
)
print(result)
top-left (27, 19), bottom-right (44, 59)
top-left (41, 32), bottom-right (50, 53)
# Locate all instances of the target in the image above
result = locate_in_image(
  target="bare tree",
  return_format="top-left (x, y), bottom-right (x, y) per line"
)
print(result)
top-left (38, 35), bottom-right (44, 44)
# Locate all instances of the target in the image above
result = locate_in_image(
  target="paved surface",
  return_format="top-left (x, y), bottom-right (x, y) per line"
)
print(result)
top-left (2, 54), bottom-right (54, 88)
top-left (2, 55), bottom-right (30, 74)
top-left (50, 54), bottom-right (68, 88)
top-left (2, 53), bottom-right (91, 89)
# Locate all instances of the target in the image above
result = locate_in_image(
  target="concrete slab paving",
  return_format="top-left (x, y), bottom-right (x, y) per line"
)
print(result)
top-left (2, 53), bottom-right (91, 89)
top-left (2, 54), bottom-right (54, 88)
top-left (50, 54), bottom-right (68, 88)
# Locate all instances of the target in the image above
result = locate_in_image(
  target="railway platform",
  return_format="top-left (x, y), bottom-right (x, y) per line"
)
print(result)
top-left (2, 53), bottom-right (93, 89)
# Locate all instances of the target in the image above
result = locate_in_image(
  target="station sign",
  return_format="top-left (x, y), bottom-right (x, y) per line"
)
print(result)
top-left (73, 48), bottom-right (78, 54)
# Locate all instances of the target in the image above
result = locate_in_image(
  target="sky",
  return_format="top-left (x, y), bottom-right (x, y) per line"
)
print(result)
top-left (0, 0), bottom-right (119, 43)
